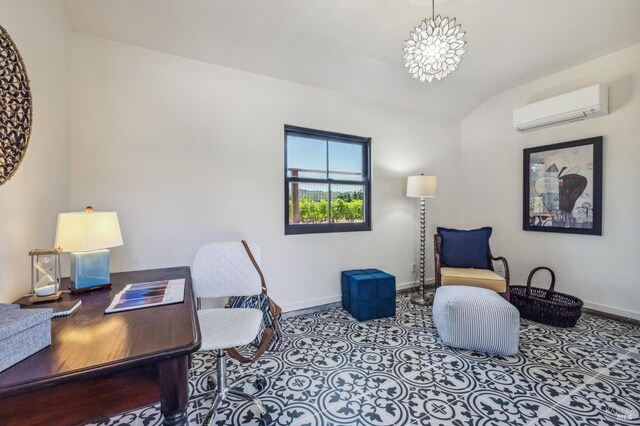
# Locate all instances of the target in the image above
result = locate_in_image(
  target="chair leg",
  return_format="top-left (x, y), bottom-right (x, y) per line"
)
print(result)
top-left (202, 393), bottom-right (223, 426)
top-left (232, 373), bottom-right (267, 392)
top-left (228, 389), bottom-right (267, 415)
top-left (202, 349), bottom-right (267, 425)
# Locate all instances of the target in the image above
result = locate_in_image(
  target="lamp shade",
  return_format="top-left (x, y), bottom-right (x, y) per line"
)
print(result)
top-left (55, 210), bottom-right (123, 252)
top-left (407, 175), bottom-right (438, 197)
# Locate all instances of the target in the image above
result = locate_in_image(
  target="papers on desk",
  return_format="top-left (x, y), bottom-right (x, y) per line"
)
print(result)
top-left (105, 279), bottom-right (185, 314)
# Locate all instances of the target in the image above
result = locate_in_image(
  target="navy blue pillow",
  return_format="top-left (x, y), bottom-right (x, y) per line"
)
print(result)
top-left (437, 227), bottom-right (492, 269)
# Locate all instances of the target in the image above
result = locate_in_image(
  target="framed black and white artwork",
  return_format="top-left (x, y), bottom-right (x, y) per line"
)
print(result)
top-left (523, 137), bottom-right (603, 235)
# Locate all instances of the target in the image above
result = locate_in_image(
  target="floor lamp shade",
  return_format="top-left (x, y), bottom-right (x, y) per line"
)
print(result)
top-left (407, 175), bottom-right (438, 198)
top-left (55, 209), bottom-right (123, 291)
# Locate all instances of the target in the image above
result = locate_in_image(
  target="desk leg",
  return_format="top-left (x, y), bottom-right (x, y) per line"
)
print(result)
top-left (159, 355), bottom-right (190, 426)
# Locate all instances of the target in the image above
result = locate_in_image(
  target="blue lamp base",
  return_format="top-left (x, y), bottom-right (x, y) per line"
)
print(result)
top-left (70, 249), bottom-right (112, 292)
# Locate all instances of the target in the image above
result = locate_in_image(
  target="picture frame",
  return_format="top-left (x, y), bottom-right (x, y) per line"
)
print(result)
top-left (523, 137), bottom-right (603, 235)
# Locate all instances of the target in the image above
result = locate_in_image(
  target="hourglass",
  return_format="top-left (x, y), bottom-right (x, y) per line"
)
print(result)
top-left (29, 247), bottom-right (63, 303)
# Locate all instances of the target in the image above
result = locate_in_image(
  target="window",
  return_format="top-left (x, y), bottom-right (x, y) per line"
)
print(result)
top-left (285, 125), bottom-right (371, 235)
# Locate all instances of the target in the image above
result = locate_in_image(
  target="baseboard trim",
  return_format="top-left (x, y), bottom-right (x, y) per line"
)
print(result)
top-left (280, 285), bottom-right (640, 325)
top-left (281, 302), bottom-right (342, 319)
top-left (582, 303), bottom-right (640, 325)
top-left (281, 295), bottom-right (342, 314)
top-left (583, 301), bottom-right (640, 323)
top-left (281, 279), bottom-right (434, 317)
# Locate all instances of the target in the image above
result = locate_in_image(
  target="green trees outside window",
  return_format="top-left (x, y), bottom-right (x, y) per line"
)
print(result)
top-left (289, 197), bottom-right (364, 224)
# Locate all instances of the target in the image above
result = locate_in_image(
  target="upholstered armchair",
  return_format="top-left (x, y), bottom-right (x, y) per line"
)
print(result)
top-left (434, 227), bottom-right (510, 300)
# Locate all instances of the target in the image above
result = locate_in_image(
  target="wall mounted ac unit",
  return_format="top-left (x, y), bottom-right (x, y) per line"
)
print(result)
top-left (513, 84), bottom-right (608, 132)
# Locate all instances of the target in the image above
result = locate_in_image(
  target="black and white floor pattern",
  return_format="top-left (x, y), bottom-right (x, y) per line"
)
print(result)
top-left (92, 293), bottom-right (640, 425)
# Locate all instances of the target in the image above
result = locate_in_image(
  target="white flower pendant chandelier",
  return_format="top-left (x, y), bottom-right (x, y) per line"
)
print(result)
top-left (403, 0), bottom-right (466, 83)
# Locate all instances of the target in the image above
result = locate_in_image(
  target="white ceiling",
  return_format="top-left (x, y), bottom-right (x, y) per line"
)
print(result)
top-left (62, 0), bottom-right (640, 118)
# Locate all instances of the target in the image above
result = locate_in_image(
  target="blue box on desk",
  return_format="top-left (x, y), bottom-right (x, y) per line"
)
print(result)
top-left (341, 269), bottom-right (396, 321)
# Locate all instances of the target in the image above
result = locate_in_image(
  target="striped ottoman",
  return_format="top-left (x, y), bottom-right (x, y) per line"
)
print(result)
top-left (433, 286), bottom-right (520, 355)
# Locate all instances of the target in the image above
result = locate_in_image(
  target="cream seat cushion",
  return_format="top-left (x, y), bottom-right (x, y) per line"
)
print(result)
top-left (198, 308), bottom-right (263, 351)
top-left (441, 267), bottom-right (506, 293)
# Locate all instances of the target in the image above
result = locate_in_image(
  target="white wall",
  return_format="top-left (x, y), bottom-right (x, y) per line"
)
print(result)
top-left (70, 34), bottom-right (461, 311)
top-left (4, 8), bottom-right (636, 318)
top-left (460, 44), bottom-right (640, 320)
top-left (0, 0), bottom-right (70, 303)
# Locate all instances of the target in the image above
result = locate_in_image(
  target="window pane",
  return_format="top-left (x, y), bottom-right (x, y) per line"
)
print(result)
top-left (330, 184), bottom-right (365, 223)
top-left (328, 141), bottom-right (363, 181)
top-left (287, 135), bottom-right (327, 179)
top-left (288, 182), bottom-right (329, 225)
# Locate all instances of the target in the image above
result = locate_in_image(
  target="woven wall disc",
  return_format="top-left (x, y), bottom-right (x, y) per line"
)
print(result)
top-left (0, 24), bottom-right (32, 186)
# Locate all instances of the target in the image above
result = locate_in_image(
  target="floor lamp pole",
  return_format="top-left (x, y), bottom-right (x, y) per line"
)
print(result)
top-left (411, 196), bottom-right (431, 305)
top-left (406, 174), bottom-right (437, 305)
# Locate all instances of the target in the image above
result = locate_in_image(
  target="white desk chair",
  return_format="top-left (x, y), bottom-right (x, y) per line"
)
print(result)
top-left (192, 241), bottom-right (267, 425)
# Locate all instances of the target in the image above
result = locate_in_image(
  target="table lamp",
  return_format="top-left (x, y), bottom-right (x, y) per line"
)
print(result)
top-left (55, 206), bottom-right (123, 292)
top-left (407, 174), bottom-right (438, 305)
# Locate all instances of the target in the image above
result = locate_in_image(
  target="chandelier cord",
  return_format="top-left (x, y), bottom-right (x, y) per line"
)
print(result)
top-left (432, 0), bottom-right (435, 20)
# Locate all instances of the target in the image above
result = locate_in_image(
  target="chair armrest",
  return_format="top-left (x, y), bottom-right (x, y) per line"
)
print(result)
top-left (434, 235), bottom-right (442, 288)
top-left (490, 255), bottom-right (510, 288)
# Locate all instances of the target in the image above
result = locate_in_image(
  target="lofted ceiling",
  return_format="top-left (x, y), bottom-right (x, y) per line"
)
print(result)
top-left (62, 0), bottom-right (640, 118)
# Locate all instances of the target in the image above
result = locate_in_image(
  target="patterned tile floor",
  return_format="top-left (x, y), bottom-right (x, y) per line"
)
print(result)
top-left (92, 293), bottom-right (640, 426)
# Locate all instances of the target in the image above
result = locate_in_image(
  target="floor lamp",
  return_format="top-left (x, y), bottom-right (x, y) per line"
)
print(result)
top-left (407, 175), bottom-right (438, 305)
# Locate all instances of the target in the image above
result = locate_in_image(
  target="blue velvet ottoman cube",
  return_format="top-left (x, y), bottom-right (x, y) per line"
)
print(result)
top-left (341, 269), bottom-right (396, 321)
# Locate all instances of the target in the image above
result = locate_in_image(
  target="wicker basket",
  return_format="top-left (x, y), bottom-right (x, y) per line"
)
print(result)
top-left (510, 267), bottom-right (583, 328)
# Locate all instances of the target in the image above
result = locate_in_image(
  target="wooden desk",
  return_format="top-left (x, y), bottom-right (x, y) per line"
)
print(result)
top-left (0, 267), bottom-right (201, 426)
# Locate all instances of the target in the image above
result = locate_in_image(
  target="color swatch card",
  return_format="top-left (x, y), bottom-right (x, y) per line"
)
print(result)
top-left (105, 279), bottom-right (185, 314)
